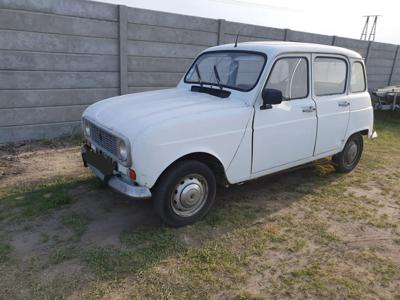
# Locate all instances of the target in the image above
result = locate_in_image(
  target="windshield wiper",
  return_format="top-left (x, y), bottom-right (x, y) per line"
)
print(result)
top-left (213, 65), bottom-right (223, 90)
top-left (195, 64), bottom-right (203, 87)
top-left (191, 85), bottom-right (231, 98)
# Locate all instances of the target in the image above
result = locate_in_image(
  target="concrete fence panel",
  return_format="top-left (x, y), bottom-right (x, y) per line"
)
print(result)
top-left (0, 51), bottom-right (119, 72)
top-left (0, 9), bottom-right (118, 38)
top-left (0, 0), bottom-right (399, 143)
top-left (286, 30), bottom-right (334, 45)
top-left (389, 47), bottom-right (400, 85)
top-left (0, 89), bottom-right (119, 109)
top-left (0, 0), bottom-right (118, 20)
top-left (366, 42), bottom-right (398, 89)
top-left (125, 7), bottom-right (216, 93)
top-left (333, 37), bottom-right (370, 57)
top-left (223, 22), bottom-right (285, 44)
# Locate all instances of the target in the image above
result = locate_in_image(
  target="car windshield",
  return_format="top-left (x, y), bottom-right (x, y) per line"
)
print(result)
top-left (185, 51), bottom-right (266, 92)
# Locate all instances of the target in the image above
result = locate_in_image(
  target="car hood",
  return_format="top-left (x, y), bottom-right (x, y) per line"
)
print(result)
top-left (83, 88), bottom-right (248, 141)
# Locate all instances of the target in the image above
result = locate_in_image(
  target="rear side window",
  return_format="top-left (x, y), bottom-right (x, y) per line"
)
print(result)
top-left (266, 57), bottom-right (308, 100)
top-left (314, 57), bottom-right (347, 96)
top-left (350, 62), bottom-right (366, 93)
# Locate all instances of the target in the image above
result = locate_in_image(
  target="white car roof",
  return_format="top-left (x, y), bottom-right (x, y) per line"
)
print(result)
top-left (204, 41), bottom-right (363, 59)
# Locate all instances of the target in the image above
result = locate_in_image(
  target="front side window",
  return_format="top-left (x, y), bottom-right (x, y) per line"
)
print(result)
top-left (185, 51), bottom-right (266, 91)
top-left (314, 57), bottom-right (347, 96)
top-left (350, 62), bottom-right (366, 93)
top-left (266, 57), bottom-right (308, 100)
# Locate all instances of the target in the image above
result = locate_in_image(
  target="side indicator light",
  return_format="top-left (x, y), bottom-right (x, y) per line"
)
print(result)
top-left (129, 169), bottom-right (136, 181)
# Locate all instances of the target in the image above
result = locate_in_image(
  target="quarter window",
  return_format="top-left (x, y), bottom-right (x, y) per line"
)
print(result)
top-left (314, 57), bottom-right (347, 96)
top-left (350, 62), bottom-right (366, 93)
top-left (266, 57), bottom-right (308, 100)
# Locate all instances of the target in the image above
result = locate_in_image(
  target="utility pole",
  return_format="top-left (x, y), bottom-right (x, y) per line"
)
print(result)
top-left (360, 16), bottom-right (370, 40)
top-left (360, 15), bottom-right (381, 41)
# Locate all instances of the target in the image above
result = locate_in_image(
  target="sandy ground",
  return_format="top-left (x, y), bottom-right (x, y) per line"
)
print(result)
top-left (0, 143), bottom-right (83, 189)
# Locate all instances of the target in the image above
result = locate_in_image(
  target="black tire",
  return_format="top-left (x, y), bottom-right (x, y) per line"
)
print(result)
top-left (333, 133), bottom-right (363, 173)
top-left (152, 160), bottom-right (216, 227)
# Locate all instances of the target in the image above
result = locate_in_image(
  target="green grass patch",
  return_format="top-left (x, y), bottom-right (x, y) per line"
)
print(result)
top-left (62, 213), bottom-right (90, 241)
top-left (0, 177), bottom-right (94, 222)
top-left (203, 199), bottom-right (260, 227)
top-left (49, 245), bottom-right (77, 265)
top-left (0, 242), bottom-right (12, 264)
top-left (84, 226), bottom-right (185, 279)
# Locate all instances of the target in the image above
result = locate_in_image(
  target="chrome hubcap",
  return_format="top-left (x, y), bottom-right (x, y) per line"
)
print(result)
top-left (171, 174), bottom-right (208, 217)
top-left (344, 141), bottom-right (358, 166)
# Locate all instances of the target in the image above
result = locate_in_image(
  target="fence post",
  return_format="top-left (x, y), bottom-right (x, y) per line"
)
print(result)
top-left (119, 5), bottom-right (128, 95)
top-left (388, 45), bottom-right (400, 86)
top-left (217, 19), bottom-right (225, 45)
top-left (284, 28), bottom-right (290, 41)
top-left (331, 35), bottom-right (336, 46)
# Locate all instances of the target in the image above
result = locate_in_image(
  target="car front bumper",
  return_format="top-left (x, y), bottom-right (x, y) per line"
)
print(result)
top-left (81, 144), bottom-right (152, 199)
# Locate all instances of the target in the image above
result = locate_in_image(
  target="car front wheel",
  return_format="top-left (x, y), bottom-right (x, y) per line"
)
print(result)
top-left (333, 133), bottom-right (363, 173)
top-left (152, 160), bottom-right (216, 227)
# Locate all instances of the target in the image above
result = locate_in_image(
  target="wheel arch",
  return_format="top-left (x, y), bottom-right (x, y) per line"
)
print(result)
top-left (344, 127), bottom-right (369, 146)
top-left (357, 129), bottom-right (369, 136)
top-left (151, 152), bottom-right (228, 190)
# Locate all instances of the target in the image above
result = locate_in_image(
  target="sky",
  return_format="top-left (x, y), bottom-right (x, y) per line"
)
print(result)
top-left (94, 0), bottom-right (400, 44)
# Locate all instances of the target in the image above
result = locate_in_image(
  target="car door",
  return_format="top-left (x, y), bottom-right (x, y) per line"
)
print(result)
top-left (252, 54), bottom-right (317, 173)
top-left (312, 55), bottom-right (350, 155)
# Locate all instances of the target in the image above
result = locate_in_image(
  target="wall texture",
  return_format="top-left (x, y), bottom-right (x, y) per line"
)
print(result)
top-left (0, 0), bottom-right (399, 143)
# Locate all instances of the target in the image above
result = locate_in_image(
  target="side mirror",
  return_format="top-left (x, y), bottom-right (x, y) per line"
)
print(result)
top-left (261, 88), bottom-right (283, 110)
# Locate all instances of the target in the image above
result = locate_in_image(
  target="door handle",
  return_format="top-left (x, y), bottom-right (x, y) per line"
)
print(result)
top-left (302, 106), bottom-right (316, 113)
top-left (338, 101), bottom-right (350, 107)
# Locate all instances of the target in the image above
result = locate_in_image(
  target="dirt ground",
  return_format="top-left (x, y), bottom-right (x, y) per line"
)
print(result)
top-left (0, 144), bottom-right (83, 189)
top-left (0, 112), bottom-right (399, 299)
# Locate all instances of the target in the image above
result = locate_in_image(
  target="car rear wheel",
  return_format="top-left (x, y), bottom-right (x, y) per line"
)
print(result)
top-left (152, 160), bottom-right (216, 227)
top-left (333, 133), bottom-right (363, 173)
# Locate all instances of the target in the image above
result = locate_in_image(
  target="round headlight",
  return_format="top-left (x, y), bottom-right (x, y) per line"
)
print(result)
top-left (84, 122), bottom-right (91, 137)
top-left (118, 139), bottom-right (128, 161)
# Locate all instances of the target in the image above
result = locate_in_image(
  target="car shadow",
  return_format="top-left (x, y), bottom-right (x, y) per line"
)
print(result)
top-left (73, 159), bottom-right (342, 248)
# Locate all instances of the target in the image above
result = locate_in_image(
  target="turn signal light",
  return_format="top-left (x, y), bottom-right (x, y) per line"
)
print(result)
top-left (129, 169), bottom-right (136, 181)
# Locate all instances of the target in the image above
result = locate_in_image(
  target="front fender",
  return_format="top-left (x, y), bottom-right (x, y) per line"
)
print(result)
top-left (131, 107), bottom-right (252, 188)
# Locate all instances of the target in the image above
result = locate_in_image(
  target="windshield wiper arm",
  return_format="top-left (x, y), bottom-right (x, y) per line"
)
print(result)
top-left (213, 65), bottom-right (223, 90)
top-left (195, 64), bottom-right (203, 87)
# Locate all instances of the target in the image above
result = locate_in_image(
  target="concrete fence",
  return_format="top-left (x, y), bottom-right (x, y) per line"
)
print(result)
top-left (1, 0), bottom-right (400, 143)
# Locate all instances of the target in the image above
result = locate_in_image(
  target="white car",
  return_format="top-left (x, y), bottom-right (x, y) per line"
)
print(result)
top-left (81, 41), bottom-right (376, 227)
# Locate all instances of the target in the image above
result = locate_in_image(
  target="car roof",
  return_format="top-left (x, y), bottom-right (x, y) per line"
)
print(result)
top-left (204, 41), bottom-right (363, 59)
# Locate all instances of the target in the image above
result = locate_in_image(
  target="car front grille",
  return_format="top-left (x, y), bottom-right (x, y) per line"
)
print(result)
top-left (89, 122), bottom-right (118, 158)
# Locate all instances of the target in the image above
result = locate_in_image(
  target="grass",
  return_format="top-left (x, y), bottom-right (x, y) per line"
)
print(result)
top-left (0, 111), bottom-right (399, 299)
top-left (0, 181), bottom-right (72, 223)
top-left (44, 213), bottom-right (91, 265)
top-left (0, 242), bottom-right (12, 264)
top-left (236, 290), bottom-right (263, 300)
top-left (49, 245), bottom-right (77, 265)
top-left (35, 130), bottom-right (84, 148)
top-left (84, 227), bottom-right (185, 280)
top-left (62, 213), bottom-right (90, 241)
top-left (0, 129), bottom-right (84, 155)
top-left (0, 177), bottom-right (96, 223)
